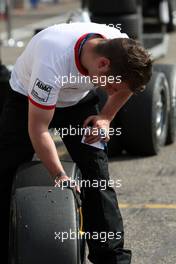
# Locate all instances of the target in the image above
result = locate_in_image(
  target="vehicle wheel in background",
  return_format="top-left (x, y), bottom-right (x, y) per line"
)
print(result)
top-left (153, 64), bottom-right (176, 144)
top-left (91, 13), bottom-right (142, 39)
top-left (120, 71), bottom-right (170, 156)
top-left (87, 0), bottom-right (137, 15)
top-left (107, 117), bottom-right (123, 158)
top-left (167, 0), bottom-right (176, 32)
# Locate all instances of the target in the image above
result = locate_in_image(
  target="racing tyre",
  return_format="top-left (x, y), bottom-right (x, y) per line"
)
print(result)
top-left (9, 161), bottom-right (85, 264)
top-left (120, 71), bottom-right (170, 156)
top-left (153, 64), bottom-right (176, 144)
top-left (88, 0), bottom-right (137, 15)
top-left (9, 186), bottom-right (82, 264)
top-left (91, 13), bottom-right (142, 39)
top-left (12, 160), bottom-right (78, 191)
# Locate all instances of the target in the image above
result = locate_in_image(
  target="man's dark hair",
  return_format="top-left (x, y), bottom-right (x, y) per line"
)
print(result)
top-left (94, 38), bottom-right (153, 93)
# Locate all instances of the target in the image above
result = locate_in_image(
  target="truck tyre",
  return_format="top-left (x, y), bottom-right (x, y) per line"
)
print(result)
top-left (120, 72), bottom-right (170, 156)
top-left (88, 0), bottom-right (137, 15)
top-left (9, 186), bottom-right (82, 264)
top-left (91, 13), bottom-right (142, 39)
top-left (153, 64), bottom-right (176, 144)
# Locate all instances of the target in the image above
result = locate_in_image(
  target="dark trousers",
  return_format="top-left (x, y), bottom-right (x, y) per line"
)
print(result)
top-left (0, 87), bottom-right (131, 264)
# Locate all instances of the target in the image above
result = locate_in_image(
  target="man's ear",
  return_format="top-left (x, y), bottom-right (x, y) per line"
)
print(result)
top-left (97, 57), bottom-right (110, 73)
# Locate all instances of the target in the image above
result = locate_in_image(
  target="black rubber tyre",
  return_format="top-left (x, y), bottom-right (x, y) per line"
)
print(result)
top-left (10, 161), bottom-right (86, 264)
top-left (9, 186), bottom-right (82, 264)
top-left (91, 13), bottom-right (142, 39)
top-left (107, 118), bottom-right (123, 157)
top-left (0, 64), bottom-right (11, 115)
top-left (120, 71), bottom-right (170, 156)
top-left (81, 0), bottom-right (88, 9)
top-left (12, 160), bottom-right (78, 191)
top-left (142, 0), bottom-right (159, 18)
top-left (88, 0), bottom-right (137, 15)
top-left (167, 0), bottom-right (176, 32)
top-left (153, 64), bottom-right (176, 144)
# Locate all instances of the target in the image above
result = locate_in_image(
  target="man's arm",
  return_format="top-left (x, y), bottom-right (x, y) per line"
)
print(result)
top-left (83, 88), bottom-right (133, 144)
top-left (28, 101), bottom-right (66, 179)
top-left (100, 88), bottom-right (133, 121)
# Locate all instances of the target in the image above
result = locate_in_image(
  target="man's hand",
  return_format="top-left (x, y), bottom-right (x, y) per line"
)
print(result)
top-left (54, 174), bottom-right (70, 187)
top-left (54, 174), bottom-right (81, 193)
top-left (83, 114), bottom-right (110, 144)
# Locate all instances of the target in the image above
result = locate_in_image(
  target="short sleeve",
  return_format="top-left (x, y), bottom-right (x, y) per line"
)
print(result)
top-left (28, 59), bottom-right (61, 110)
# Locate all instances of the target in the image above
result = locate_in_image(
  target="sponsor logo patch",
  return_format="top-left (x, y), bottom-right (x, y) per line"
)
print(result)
top-left (31, 79), bottom-right (52, 102)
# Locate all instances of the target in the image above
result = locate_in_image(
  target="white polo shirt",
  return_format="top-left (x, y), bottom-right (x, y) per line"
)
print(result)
top-left (9, 22), bottom-right (128, 109)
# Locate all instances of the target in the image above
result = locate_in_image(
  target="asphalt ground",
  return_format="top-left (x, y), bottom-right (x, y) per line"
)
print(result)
top-left (1, 3), bottom-right (176, 263)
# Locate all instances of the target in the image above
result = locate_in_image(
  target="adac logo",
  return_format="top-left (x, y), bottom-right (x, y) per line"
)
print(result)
top-left (36, 79), bottom-right (52, 92)
top-left (31, 78), bottom-right (53, 102)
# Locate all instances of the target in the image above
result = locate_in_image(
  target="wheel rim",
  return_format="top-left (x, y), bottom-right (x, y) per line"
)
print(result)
top-left (155, 87), bottom-right (167, 140)
top-left (172, 76), bottom-right (176, 126)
